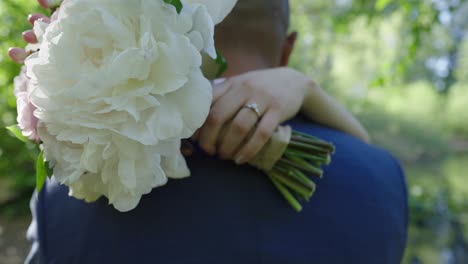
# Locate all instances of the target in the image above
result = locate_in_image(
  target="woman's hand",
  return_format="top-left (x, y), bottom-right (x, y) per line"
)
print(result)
top-left (197, 67), bottom-right (311, 164)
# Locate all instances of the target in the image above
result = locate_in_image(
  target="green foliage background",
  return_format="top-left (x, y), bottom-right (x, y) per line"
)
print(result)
top-left (0, 0), bottom-right (468, 262)
top-left (0, 0), bottom-right (42, 211)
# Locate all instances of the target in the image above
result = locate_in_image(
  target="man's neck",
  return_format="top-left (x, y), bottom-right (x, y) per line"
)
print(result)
top-left (220, 50), bottom-right (273, 77)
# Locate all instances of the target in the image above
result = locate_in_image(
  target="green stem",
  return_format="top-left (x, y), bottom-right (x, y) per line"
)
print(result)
top-left (292, 131), bottom-right (336, 153)
top-left (291, 136), bottom-right (335, 152)
top-left (286, 154), bottom-right (324, 177)
top-left (269, 170), bottom-right (314, 199)
top-left (289, 141), bottom-right (330, 154)
top-left (278, 156), bottom-right (323, 177)
top-left (289, 144), bottom-right (332, 156)
top-left (281, 168), bottom-right (317, 202)
top-left (268, 175), bottom-right (303, 212)
top-left (271, 172), bottom-right (313, 198)
top-left (293, 170), bottom-right (316, 194)
top-left (264, 129), bottom-right (335, 212)
top-left (274, 165), bottom-right (315, 188)
top-left (284, 148), bottom-right (331, 165)
top-left (292, 130), bottom-right (327, 142)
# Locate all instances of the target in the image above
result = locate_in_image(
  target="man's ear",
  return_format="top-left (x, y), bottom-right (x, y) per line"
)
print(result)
top-left (279, 31), bottom-right (298, 66)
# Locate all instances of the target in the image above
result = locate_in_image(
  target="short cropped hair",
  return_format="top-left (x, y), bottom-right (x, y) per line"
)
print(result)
top-left (215, 0), bottom-right (290, 64)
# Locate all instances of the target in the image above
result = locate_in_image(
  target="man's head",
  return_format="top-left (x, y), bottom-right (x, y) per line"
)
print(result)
top-left (215, 0), bottom-right (297, 76)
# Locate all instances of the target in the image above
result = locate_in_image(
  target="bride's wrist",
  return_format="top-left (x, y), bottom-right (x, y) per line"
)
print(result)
top-left (301, 77), bottom-right (319, 111)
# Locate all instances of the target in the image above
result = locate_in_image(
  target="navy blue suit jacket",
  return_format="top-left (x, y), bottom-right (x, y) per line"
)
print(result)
top-left (26, 119), bottom-right (408, 264)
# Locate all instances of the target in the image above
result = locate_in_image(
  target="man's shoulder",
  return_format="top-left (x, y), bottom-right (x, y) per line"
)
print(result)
top-left (29, 119), bottom-right (408, 264)
top-left (287, 119), bottom-right (408, 262)
top-left (290, 118), bottom-right (406, 205)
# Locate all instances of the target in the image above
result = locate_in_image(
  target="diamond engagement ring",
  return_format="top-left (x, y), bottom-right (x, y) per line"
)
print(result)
top-left (243, 103), bottom-right (262, 118)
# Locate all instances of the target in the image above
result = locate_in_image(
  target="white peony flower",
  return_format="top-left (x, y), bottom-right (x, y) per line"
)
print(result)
top-left (25, 0), bottom-right (237, 212)
top-left (186, 0), bottom-right (237, 24)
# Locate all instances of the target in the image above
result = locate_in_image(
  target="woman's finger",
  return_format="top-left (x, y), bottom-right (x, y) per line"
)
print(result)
top-left (234, 109), bottom-right (279, 164)
top-left (8, 48), bottom-right (28, 64)
top-left (181, 140), bottom-right (194, 157)
top-left (212, 78), bottom-right (231, 103)
top-left (28, 13), bottom-right (49, 25)
top-left (198, 86), bottom-right (248, 155)
top-left (22, 30), bottom-right (38, 44)
top-left (217, 107), bottom-right (261, 159)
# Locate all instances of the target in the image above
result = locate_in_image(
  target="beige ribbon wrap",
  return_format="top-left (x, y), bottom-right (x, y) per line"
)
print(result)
top-left (248, 125), bottom-right (292, 172)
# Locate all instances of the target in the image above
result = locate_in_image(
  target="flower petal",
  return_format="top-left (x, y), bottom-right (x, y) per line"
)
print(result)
top-left (164, 69), bottom-right (212, 138)
top-left (162, 151), bottom-right (190, 179)
top-left (186, 0), bottom-right (237, 24)
top-left (24, 0), bottom-right (221, 212)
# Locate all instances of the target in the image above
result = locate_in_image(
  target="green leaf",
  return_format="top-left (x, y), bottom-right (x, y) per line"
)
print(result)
top-left (200, 51), bottom-right (229, 80)
top-left (36, 151), bottom-right (47, 194)
top-left (375, 0), bottom-right (392, 11)
top-left (164, 0), bottom-right (183, 13)
top-left (215, 50), bottom-right (228, 78)
top-left (6, 125), bottom-right (30, 143)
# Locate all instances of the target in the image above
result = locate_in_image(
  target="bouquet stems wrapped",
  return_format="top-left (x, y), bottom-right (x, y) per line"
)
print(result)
top-left (249, 126), bottom-right (335, 212)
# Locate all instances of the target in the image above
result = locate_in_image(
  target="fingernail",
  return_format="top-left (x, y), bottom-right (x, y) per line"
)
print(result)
top-left (212, 78), bottom-right (226, 85)
top-left (8, 48), bottom-right (27, 63)
top-left (22, 30), bottom-right (38, 43)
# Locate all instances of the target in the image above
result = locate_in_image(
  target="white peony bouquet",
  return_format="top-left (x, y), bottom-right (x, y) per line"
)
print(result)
top-left (9, 0), bottom-right (335, 212)
top-left (9, 0), bottom-right (237, 212)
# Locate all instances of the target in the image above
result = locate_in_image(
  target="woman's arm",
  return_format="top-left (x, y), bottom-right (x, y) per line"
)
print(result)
top-left (301, 78), bottom-right (370, 143)
top-left (196, 67), bottom-right (370, 164)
